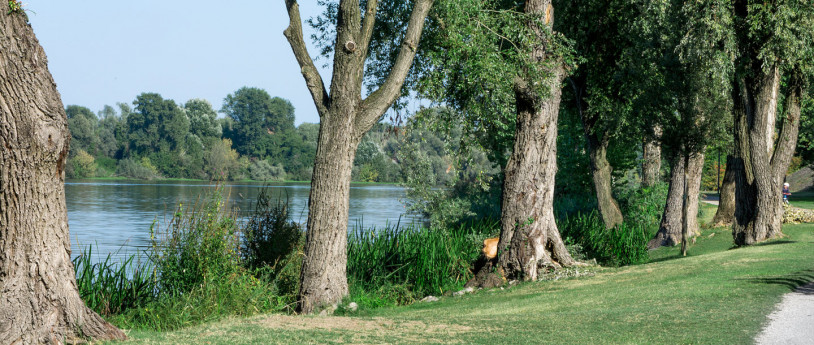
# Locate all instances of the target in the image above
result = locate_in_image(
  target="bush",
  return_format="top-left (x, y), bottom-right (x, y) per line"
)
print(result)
top-left (116, 157), bottom-right (158, 180)
top-left (559, 212), bottom-right (650, 266)
top-left (69, 149), bottom-right (97, 178)
top-left (249, 160), bottom-right (286, 181)
top-left (242, 188), bottom-right (302, 277)
top-left (148, 186), bottom-right (242, 296)
top-left (73, 246), bottom-right (155, 317)
top-left (73, 185), bottom-right (293, 331)
top-left (617, 182), bottom-right (669, 234)
top-left (347, 219), bottom-right (497, 305)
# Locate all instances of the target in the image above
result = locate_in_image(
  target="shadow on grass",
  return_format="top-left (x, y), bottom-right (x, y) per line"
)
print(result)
top-left (736, 269), bottom-right (814, 293)
top-left (752, 240), bottom-right (798, 247)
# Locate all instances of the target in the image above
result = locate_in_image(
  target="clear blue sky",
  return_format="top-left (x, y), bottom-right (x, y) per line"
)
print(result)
top-left (27, 1), bottom-right (327, 125)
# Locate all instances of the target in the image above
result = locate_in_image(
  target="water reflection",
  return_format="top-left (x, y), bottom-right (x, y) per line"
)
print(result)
top-left (65, 180), bottom-right (420, 263)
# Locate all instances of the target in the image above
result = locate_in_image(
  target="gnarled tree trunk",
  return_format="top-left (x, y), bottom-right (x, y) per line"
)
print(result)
top-left (642, 125), bottom-right (662, 188)
top-left (494, 0), bottom-right (575, 282)
top-left (0, 7), bottom-right (126, 343)
top-left (284, 0), bottom-right (433, 313)
top-left (587, 133), bottom-right (624, 229)
top-left (568, 79), bottom-right (623, 229)
top-left (710, 155), bottom-right (736, 227)
top-left (732, 68), bottom-right (801, 245)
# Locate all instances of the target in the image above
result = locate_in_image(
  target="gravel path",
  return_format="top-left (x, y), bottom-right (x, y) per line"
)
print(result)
top-left (755, 282), bottom-right (814, 345)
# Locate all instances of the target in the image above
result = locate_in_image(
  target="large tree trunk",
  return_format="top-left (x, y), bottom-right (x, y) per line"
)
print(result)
top-left (732, 68), bottom-right (801, 245)
top-left (297, 117), bottom-right (359, 314)
top-left (642, 125), bottom-right (662, 187)
top-left (587, 133), bottom-right (624, 228)
top-left (710, 155), bottom-right (736, 227)
top-left (648, 155), bottom-right (685, 248)
top-left (284, 0), bottom-right (433, 313)
top-left (0, 7), bottom-right (126, 343)
top-left (494, 0), bottom-right (574, 282)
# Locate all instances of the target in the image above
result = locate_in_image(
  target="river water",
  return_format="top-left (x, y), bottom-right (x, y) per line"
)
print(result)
top-left (65, 180), bottom-right (420, 262)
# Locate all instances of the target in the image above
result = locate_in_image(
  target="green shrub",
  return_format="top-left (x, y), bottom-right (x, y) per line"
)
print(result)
top-left (617, 182), bottom-right (669, 234)
top-left (116, 157), bottom-right (158, 179)
top-left (73, 246), bottom-right (155, 317)
top-left (68, 149), bottom-right (97, 178)
top-left (249, 160), bottom-right (286, 181)
top-left (242, 188), bottom-right (302, 278)
top-left (347, 219), bottom-right (497, 303)
top-left (148, 186), bottom-right (242, 296)
top-left (560, 212), bottom-right (650, 266)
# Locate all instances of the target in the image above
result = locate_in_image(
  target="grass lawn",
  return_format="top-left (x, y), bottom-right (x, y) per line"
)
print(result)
top-left (789, 191), bottom-right (814, 210)
top-left (112, 206), bottom-right (814, 345)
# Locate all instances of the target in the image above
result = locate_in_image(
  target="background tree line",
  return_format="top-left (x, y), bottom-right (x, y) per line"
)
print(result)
top-left (64, 87), bottom-right (491, 184)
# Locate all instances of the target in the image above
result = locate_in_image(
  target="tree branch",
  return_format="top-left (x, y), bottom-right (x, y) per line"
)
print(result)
top-left (283, 0), bottom-right (330, 118)
top-left (358, 0), bottom-right (378, 59)
top-left (770, 78), bottom-right (802, 178)
top-left (356, 0), bottom-right (434, 135)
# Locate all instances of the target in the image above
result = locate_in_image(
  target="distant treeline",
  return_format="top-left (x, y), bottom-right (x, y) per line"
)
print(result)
top-left (64, 87), bottom-right (495, 185)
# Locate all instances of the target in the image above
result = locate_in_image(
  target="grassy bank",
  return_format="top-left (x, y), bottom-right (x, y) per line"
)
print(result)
top-left (110, 208), bottom-right (814, 344)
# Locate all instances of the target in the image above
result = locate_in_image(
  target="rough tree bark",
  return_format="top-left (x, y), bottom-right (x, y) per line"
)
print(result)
top-left (710, 155), bottom-right (736, 227)
top-left (0, 7), bottom-right (126, 343)
top-left (648, 149), bottom-right (705, 249)
top-left (648, 155), bottom-right (684, 248)
top-left (493, 0), bottom-right (575, 282)
top-left (641, 125), bottom-right (662, 188)
top-left (732, 67), bottom-right (801, 245)
top-left (586, 133), bottom-right (624, 229)
top-left (283, 0), bottom-right (433, 314)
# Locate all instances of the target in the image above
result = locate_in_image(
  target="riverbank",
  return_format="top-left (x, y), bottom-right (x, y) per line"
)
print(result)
top-left (68, 176), bottom-right (399, 186)
top-left (108, 205), bottom-right (814, 344)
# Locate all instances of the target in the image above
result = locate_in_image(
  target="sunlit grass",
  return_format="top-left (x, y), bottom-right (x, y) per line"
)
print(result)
top-left (113, 205), bottom-right (814, 344)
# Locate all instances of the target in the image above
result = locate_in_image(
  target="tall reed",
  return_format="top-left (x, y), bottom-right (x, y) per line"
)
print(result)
top-left (73, 246), bottom-right (155, 317)
top-left (347, 219), bottom-right (498, 304)
top-left (560, 211), bottom-right (650, 266)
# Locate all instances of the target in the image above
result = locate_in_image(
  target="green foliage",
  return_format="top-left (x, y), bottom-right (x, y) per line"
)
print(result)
top-left (68, 149), bottom-right (97, 179)
top-left (6, 0), bottom-right (23, 14)
top-left (148, 187), bottom-right (241, 296)
top-left (617, 182), bottom-right (670, 232)
top-left (400, 109), bottom-right (501, 228)
top-left (560, 212), bottom-right (650, 266)
top-left (347, 219), bottom-right (498, 304)
top-left (115, 157), bottom-right (158, 180)
top-left (241, 189), bottom-right (302, 274)
top-left (73, 186), bottom-right (298, 331)
top-left (184, 99), bottom-right (222, 141)
top-left (205, 139), bottom-right (242, 180)
top-left (249, 160), bottom-right (286, 181)
top-left (73, 246), bottom-right (155, 317)
top-left (221, 87), bottom-right (295, 159)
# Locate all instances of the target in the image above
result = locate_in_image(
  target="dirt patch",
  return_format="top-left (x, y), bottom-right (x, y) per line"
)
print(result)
top-left (252, 314), bottom-right (475, 341)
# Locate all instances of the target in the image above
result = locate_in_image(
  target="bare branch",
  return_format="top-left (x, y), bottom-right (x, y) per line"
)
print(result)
top-left (357, 0), bottom-right (434, 135)
top-left (359, 0), bottom-right (378, 58)
top-left (283, 0), bottom-right (330, 118)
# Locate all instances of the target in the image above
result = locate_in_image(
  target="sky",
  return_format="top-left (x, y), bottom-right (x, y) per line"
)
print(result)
top-left (26, 1), bottom-right (329, 125)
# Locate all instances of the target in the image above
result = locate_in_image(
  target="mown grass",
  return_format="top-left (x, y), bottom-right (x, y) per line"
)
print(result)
top-left (111, 205), bottom-right (814, 344)
top-left (789, 191), bottom-right (814, 210)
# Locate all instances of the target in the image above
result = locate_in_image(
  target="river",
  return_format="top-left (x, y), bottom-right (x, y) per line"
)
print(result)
top-left (65, 180), bottom-right (420, 262)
